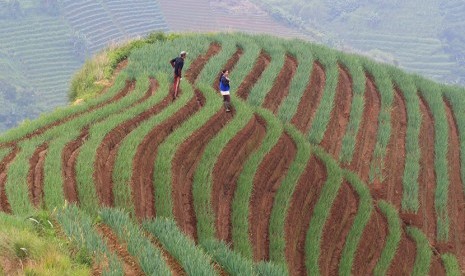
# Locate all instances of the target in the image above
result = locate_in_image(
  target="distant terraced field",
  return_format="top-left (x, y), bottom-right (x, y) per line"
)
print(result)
top-left (0, 33), bottom-right (464, 275)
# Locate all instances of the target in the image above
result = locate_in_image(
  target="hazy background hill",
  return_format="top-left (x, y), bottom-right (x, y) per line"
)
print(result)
top-left (0, 0), bottom-right (464, 133)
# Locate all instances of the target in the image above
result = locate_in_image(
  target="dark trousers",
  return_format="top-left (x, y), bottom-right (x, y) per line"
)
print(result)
top-left (223, 95), bottom-right (231, 110)
top-left (173, 75), bottom-right (181, 97)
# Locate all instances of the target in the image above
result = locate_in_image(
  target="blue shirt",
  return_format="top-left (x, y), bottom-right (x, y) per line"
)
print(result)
top-left (219, 75), bottom-right (230, 91)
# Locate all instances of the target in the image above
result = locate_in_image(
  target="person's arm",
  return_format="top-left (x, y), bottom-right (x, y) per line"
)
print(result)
top-left (170, 58), bottom-right (176, 68)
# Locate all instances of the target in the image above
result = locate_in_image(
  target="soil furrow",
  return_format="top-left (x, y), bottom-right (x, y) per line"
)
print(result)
top-left (387, 229), bottom-right (416, 275)
top-left (0, 146), bottom-right (19, 213)
top-left (291, 61), bottom-right (326, 134)
top-left (348, 74), bottom-right (380, 183)
top-left (132, 90), bottom-right (204, 220)
top-left (172, 110), bottom-right (234, 241)
top-left (27, 143), bottom-right (48, 208)
top-left (319, 181), bottom-right (358, 275)
top-left (0, 61), bottom-right (131, 150)
top-left (212, 114), bottom-right (267, 244)
top-left (262, 54), bottom-right (297, 113)
top-left (145, 232), bottom-right (187, 276)
top-left (236, 51), bottom-right (271, 100)
top-left (94, 79), bottom-right (166, 207)
top-left (285, 156), bottom-right (327, 276)
top-left (383, 88), bottom-right (407, 208)
top-left (184, 43), bottom-right (222, 83)
top-left (250, 132), bottom-right (297, 261)
top-left (320, 65), bottom-right (353, 158)
top-left (353, 207), bottom-right (388, 275)
top-left (443, 99), bottom-right (465, 268)
top-left (97, 224), bottom-right (144, 276)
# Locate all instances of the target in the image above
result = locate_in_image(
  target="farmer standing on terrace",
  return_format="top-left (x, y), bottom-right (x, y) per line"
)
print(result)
top-left (170, 51), bottom-right (187, 99)
top-left (219, 69), bottom-right (232, 112)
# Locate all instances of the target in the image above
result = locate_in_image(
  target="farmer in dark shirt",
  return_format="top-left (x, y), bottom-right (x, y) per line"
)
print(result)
top-left (170, 51), bottom-right (187, 99)
top-left (219, 69), bottom-right (232, 112)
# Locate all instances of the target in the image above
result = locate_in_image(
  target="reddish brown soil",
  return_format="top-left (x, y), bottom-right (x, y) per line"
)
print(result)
top-left (184, 43), bottom-right (222, 83)
top-left (0, 146), bottom-right (19, 213)
top-left (291, 61), bottom-right (326, 134)
top-left (444, 99), bottom-right (465, 268)
top-left (62, 128), bottom-right (89, 204)
top-left (97, 224), bottom-right (144, 276)
top-left (416, 96), bottom-right (437, 242)
top-left (250, 132), bottom-right (296, 261)
top-left (348, 74), bottom-right (380, 183)
top-left (212, 114), bottom-right (267, 243)
top-left (132, 90), bottom-right (204, 220)
top-left (27, 143), bottom-right (48, 208)
top-left (387, 229), bottom-right (416, 275)
top-left (430, 254), bottom-right (447, 276)
top-left (145, 232), bottom-right (186, 276)
top-left (94, 79), bottom-right (172, 207)
top-left (172, 110), bottom-right (234, 241)
top-left (382, 88), bottom-right (407, 208)
top-left (320, 65), bottom-right (353, 158)
top-left (353, 208), bottom-right (388, 275)
top-left (236, 51), bottom-right (271, 100)
top-left (285, 156), bottom-right (327, 276)
top-left (262, 54), bottom-right (297, 113)
top-left (319, 181), bottom-right (358, 275)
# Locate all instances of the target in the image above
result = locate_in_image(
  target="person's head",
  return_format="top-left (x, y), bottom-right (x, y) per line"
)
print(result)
top-left (222, 69), bottom-right (229, 76)
top-left (180, 51), bottom-right (187, 59)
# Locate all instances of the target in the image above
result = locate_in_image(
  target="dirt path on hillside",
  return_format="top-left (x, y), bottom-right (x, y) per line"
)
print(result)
top-left (319, 181), bottom-right (358, 275)
top-left (132, 90), bottom-right (204, 220)
top-left (320, 65), bottom-right (353, 158)
top-left (382, 88), bottom-right (407, 208)
top-left (145, 231), bottom-right (187, 276)
top-left (285, 156), bottom-right (326, 275)
top-left (97, 224), bottom-right (145, 276)
top-left (0, 146), bottom-right (19, 213)
top-left (184, 43), bottom-right (222, 83)
top-left (236, 51), bottom-right (271, 100)
top-left (172, 110), bottom-right (234, 241)
top-left (353, 208), bottom-right (388, 275)
top-left (348, 74), bottom-right (380, 182)
top-left (249, 132), bottom-right (296, 262)
top-left (443, 99), bottom-right (465, 268)
top-left (262, 54), bottom-right (297, 113)
top-left (212, 115), bottom-right (266, 244)
top-left (0, 61), bottom-right (131, 150)
top-left (27, 143), bottom-right (48, 208)
top-left (94, 79), bottom-right (168, 207)
top-left (291, 61), bottom-right (325, 134)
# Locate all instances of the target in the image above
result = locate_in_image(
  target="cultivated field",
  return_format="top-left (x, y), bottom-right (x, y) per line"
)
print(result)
top-left (0, 33), bottom-right (464, 275)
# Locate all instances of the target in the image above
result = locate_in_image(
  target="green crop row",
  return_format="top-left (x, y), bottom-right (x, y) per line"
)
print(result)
top-left (406, 226), bottom-right (433, 276)
top-left (441, 253), bottom-right (461, 276)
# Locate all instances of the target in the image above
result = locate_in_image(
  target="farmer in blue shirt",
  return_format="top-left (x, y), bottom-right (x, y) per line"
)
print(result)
top-left (219, 69), bottom-right (232, 112)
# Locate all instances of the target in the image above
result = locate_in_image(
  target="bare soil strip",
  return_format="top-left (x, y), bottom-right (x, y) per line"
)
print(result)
top-left (184, 43), bottom-right (222, 83)
top-left (97, 224), bottom-right (145, 276)
top-left (443, 99), bottom-right (465, 268)
top-left (132, 90), bottom-right (204, 219)
top-left (0, 147), bottom-right (19, 213)
top-left (145, 232), bottom-right (187, 276)
top-left (236, 51), bottom-right (271, 100)
top-left (249, 132), bottom-right (297, 262)
top-left (27, 143), bottom-right (48, 208)
top-left (320, 65), bottom-right (353, 158)
top-left (216, 48), bottom-right (244, 89)
top-left (383, 88), bottom-right (407, 208)
top-left (212, 114), bottom-right (267, 243)
top-left (285, 156), bottom-right (326, 275)
top-left (94, 79), bottom-right (167, 207)
top-left (387, 229), bottom-right (416, 275)
top-left (348, 74), bottom-right (380, 183)
top-left (291, 61), bottom-right (326, 134)
top-left (172, 110), bottom-right (234, 241)
top-left (353, 208), bottom-right (388, 275)
top-left (262, 54), bottom-right (297, 113)
top-left (319, 181), bottom-right (358, 275)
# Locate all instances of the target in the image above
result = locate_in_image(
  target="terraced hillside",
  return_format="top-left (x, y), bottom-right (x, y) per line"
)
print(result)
top-left (1, 33), bottom-right (465, 275)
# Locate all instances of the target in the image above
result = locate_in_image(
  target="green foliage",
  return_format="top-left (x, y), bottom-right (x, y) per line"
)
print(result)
top-left (441, 253), bottom-right (462, 276)
top-left (406, 227), bottom-right (432, 276)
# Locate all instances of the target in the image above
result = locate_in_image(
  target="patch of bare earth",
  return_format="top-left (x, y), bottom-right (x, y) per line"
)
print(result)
top-left (27, 143), bottom-right (48, 208)
top-left (212, 114), bottom-right (266, 244)
top-left (348, 74), bottom-right (380, 183)
top-left (184, 43), bottom-right (222, 83)
top-left (236, 51), bottom-right (271, 100)
top-left (132, 90), bottom-right (204, 220)
top-left (0, 146), bottom-right (19, 213)
top-left (285, 156), bottom-right (326, 276)
top-left (172, 110), bottom-right (234, 241)
top-left (97, 224), bottom-right (144, 276)
top-left (320, 65), bottom-right (353, 158)
top-left (262, 54), bottom-right (297, 113)
top-left (145, 232), bottom-right (186, 276)
top-left (319, 181), bottom-right (358, 275)
top-left (291, 61), bottom-right (325, 134)
top-left (387, 229), bottom-right (416, 275)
